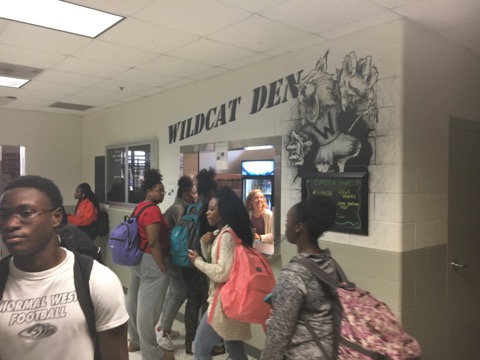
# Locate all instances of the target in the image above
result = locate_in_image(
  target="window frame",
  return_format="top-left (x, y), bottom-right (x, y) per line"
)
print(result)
top-left (105, 139), bottom-right (158, 206)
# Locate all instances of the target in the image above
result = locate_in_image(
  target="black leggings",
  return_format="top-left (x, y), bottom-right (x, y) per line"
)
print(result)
top-left (183, 267), bottom-right (209, 352)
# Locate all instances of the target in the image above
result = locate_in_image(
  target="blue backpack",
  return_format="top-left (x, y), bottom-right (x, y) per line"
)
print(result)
top-left (170, 202), bottom-right (204, 267)
top-left (108, 203), bottom-right (155, 266)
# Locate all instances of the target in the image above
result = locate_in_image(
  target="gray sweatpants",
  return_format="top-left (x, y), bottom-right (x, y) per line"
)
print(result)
top-left (126, 253), bottom-right (170, 360)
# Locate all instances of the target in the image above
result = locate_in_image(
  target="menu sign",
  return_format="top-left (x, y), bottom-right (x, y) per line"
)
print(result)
top-left (301, 172), bottom-right (368, 235)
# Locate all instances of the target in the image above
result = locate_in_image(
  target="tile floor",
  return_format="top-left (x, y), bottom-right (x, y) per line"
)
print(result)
top-left (128, 318), bottom-right (257, 360)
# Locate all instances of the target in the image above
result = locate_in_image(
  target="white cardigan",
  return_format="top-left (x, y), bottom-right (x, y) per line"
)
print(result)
top-left (194, 225), bottom-right (252, 341)
top-left (249, 208), bottom-right (274, 244)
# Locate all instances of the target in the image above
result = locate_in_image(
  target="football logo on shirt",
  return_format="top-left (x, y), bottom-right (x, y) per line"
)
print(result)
top-left (19, 323), bottom-right (57, 339)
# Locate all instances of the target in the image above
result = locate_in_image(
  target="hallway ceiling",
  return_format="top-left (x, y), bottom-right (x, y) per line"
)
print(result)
top-left (0, 0), bottom-right (479, 115)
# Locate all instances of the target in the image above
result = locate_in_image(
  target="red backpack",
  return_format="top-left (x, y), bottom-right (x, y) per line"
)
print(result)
top-left (209, 228), bottom-right (275, 325)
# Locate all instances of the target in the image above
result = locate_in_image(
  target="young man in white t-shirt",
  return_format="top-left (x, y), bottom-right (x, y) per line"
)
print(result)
top-left (0, 175), bottom-right (129, 360)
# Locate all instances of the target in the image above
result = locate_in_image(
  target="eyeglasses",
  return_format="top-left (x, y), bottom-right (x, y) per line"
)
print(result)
top-left (152, 189), bottom-right (165, 195)
top-left (0, 208), bottom-right (57, 224)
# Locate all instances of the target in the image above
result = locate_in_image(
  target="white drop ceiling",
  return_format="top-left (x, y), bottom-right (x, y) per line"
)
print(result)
top-left (0, 0), bottom-right (479, 115)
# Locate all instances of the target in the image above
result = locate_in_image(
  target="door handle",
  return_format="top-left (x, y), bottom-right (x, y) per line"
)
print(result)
top-left (450, 259), bottom-right (469, 272)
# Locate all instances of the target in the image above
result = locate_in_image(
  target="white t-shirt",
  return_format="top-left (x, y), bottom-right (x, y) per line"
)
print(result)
top-left (0, 249), bottom-right (129, 360)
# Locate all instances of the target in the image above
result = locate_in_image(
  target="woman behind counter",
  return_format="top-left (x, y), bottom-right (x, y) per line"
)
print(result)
top-left (245, 189), bottom-right (273, 244)
top-left (67, 182), bottom-right (99, 240)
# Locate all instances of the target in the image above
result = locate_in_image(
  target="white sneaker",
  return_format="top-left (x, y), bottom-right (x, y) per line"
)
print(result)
top-left (170, 329), bottom-right (180, 339)
top-left (157, 331), bottom-right (175, 352)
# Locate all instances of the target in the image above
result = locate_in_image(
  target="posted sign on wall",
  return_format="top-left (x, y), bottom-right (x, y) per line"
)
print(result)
top-left (301, 172), bottom-right (368, 235)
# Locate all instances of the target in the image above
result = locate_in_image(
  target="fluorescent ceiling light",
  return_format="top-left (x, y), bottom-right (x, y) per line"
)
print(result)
top-left (0, 0), bottom-right (124, 38)
top-left (0, 75), bottom-right (29, 88)
top-left (244, 145), bottom-right (274, 151)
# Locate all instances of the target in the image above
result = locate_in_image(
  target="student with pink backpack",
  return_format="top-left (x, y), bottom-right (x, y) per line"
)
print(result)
top-left (188, 186), bottom-right (274, 360)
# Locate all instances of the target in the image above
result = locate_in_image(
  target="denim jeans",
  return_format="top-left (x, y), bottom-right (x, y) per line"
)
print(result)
top-left (160, 256), bottom-right (187, 331)
top-left (193, 312), bottom-right (248, 360)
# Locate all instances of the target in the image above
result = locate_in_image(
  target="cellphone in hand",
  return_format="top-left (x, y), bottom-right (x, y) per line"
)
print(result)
top-left (263, 292), bottom-right (273, 305)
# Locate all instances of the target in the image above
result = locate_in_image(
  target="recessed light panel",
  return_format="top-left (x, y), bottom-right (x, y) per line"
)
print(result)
top-left (0, 0), bottom-right (124, 38)
top-left (0, 76), bottom-right (29, 88)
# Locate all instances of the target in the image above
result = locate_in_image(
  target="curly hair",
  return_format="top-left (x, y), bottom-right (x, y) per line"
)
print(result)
top-left (3, 175), bottom-right (63, 209)
top-left (141, 169), bottom-right (163, 192)
top-left (244, 189), bottom-right (267, 212)
top-left (196, 168), bottom-right (217, 198)
top-left (215, 186), bottom-right (253, 247)
top-left (294, 196), bottom-right (336, 241)
top-left (177, 175), bottom-right (194, 198)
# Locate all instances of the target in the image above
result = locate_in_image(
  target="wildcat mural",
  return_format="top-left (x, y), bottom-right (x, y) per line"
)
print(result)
top-left (286, 50), bottom-right (379, 177)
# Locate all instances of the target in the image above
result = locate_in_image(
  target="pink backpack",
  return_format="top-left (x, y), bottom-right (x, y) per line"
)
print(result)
top-left (209, 229), bottom-right (275, 325)
top-left (295, 257), bottom-right (422, 360)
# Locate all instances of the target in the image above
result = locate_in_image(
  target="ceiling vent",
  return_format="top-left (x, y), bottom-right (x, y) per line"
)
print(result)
top-left (49, 102), bottom-right (94, 111)
top-left (0, 62), bottom-right (43, 79)
top-left (0, 96), bottom-right (17, 105)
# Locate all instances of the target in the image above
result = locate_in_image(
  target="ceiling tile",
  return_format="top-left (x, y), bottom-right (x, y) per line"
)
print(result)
top-left (319, 11), bottom-right (401, 39)
top-left (138, 56), bottom-right (215, 77)
top-left (0, 22), bottom-right (91, 55)
top-left (223, 53), bottom-right (272, 70)
top-left (35, 70), bottom-right (103, 87)
top-left (134, 0), bottom-right (252, 36)
top-left (61, 94), bottom-right (109, 107)
top-left (0, 44), bottom-right (65, 68)
top-left (261, 0), bottom-right (387, 34)
top-left (99, 17), bottom-right (198, 53)
top-left (90, 79), bottom-right (157, 95)
top-left (70, 0), bottom-right (155, 16)
top-left (169, 38), bottom-right (257, 66)
top-left (220, 0), bottom-right (290, 13)
top-left (209, 14), bottom-right (313, 52)
top-left (73, 87), bottom-right (134, 101)
top-left (73, 40), bottom-right (158, 67)
top-left (112, 68), bottom-right (180, 86)
top-left (54, 57), bottom-right (128, 78)
top-left (264, 35), bottom-right (326, 56)
top-left (191, 67), bottom-right (229, 81)
top-left (369, 0), bottom-right (422, 9)
top-left (162, 78), bottom-right (196, 89)
top-left (22, 80), bottom-right (82, 95)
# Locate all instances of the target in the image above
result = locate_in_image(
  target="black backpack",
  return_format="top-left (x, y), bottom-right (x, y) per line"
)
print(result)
top-left (96, 210), bottom-right (110, 237)
top-left (0, 249), bottom-right (100, 360)
top-left (58, 224), bottom-right (102, 263)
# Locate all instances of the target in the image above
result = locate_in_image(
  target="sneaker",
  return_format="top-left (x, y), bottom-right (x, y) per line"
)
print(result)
top-left (211, 344), bottom-right (226, 356)
top-left (128, 342), bottom-right (140, 352)
top-left (159, 351), bottom-right (175, 360)
top-left (157, 331), bottom-right (175, 352)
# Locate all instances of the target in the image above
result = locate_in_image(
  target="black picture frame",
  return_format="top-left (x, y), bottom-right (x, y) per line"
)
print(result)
top-left (301, 172), bottom-right (368, 235)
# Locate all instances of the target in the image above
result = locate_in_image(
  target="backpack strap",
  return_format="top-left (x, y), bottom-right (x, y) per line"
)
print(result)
top-left (293, 257), bottom-right (343, 360)
top-left (208, 228), bottom-right (239, 324)
top-left (131, 203), bottom-right (155, 219)
top-left (73, 252), bottom-right (101, 360)
top-left (295, 257), bottom-right (388, 360)
top-left (132, 203), bottom-right (156, 251)
top-left (0, 252), bottom-right (100, 359)
top-left (0, 255), bottom-right (13, 300)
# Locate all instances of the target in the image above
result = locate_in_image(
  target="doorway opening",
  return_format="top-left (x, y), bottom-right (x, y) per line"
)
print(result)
top-left (180, 136), bottom-right (282, 256)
